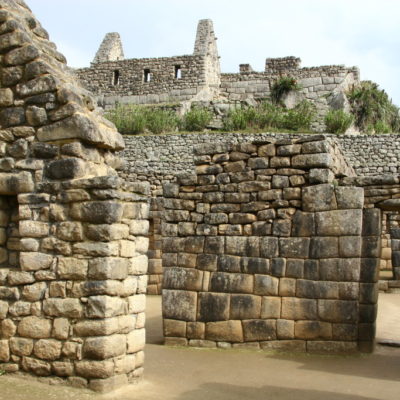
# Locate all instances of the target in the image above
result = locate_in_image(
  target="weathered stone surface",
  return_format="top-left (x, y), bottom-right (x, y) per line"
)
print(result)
top-left (34, 339), bottom-right (62, 360)
top-left (9, 337), bottom-right (33, 356)
top-left (281, 298), bottom-right (317, 320)
top-left (318, 299), bottom-right (358, 323)
top-left (20, 252), bottom-right (53, 271)
top-left (71, 201), bottom-right (123, 224)
top-left (163, 290), bottom-right (197, 321)
top-left (210, 272), bottom-right (253, 294)
top-left (18, 316), bottom-right (52, 339)
top-left (315, 210), bottom-right (362, 236)
top-left (230, 294), bottom-right (261, 319)
top-left (22, 282), bottom-right (47, 301)
top-left (163, 267), bottom-right (203, 291)
top-left (22, 356), bottom-right (52, 376)
top-left (243, 319), bottom-right (276, 341)
top-left (0, 171), bottom-right (34, 194)
top-left (43, 298), bottom-right (83, 318)
top-left (75, 360), bottom-right (114, 379)
top-left (197, 292), bottom-right (229, 322)
top-left (83, 334), bottom-right (126, 360)
top-left (206, 320), bottom-right (243, 342)
top-left (85, 296), bottom-right (126, 318)
top-left (302, 184), bottom-right (337, 212)
top-left (0, 339), bottom-right (9, 362)
top-left (88, 257), bottom-right (129, 280)
top-left (57, 257), bottom-right (88, 280)
top-left (127, 328), bottom-right (146, 353)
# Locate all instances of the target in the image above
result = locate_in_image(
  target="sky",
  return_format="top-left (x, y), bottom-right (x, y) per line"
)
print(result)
top-left (27, 0), bottom-right (400, 105)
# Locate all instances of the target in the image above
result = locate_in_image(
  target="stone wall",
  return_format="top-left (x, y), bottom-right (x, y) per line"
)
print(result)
top-left (0, 0), bottom-right (148, 393)
top-left (161, 137), bottom-right (379, 352)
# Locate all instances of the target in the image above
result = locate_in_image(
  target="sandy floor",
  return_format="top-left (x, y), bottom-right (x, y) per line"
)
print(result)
top-left (0, 294), bottom-right (399, 400)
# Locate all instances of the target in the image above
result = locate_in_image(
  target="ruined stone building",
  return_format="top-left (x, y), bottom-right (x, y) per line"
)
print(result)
top-left (0, 0), bottom-right (399, 394)
top-left (76, 20), bottom-right (359, 131)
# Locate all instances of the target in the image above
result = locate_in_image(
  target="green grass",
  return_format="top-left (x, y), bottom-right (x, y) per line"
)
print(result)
top-left (324, 110), bottom-right (354, 134)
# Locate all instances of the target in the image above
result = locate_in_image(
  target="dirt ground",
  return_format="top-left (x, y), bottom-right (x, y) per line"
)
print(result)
top-left (0, 293), bottom-right (399, 400)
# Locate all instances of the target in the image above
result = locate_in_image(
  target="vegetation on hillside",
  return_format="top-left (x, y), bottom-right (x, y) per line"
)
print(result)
top-left (324, 110), bottom-right (354, 134)
top-left (271, 76), bottom-right (301, 104)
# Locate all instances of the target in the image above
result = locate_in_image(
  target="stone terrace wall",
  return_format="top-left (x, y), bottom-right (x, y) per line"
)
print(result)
top-left (0, 0), bottom-right (149, 392)
top-left (76, 55), bottom-right (208, 107)
top-left (161, 138), bottom-right (379, 353)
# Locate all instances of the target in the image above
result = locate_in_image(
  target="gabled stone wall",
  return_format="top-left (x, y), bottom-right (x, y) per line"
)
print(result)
top-left (0, 0), bottom-right (149, 392)
top-left (161, 137), bottom-right (379, 352)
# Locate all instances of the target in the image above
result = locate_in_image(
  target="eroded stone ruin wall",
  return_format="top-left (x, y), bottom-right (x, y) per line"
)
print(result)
top-left (160, 137), bottom-right (379, 352)
top-left (0, 0), bottom-right (149, 392)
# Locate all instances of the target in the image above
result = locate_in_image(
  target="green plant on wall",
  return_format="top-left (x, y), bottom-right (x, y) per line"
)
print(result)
top-left (181, 107), bottom-right (213, 131)
top-left (347, 81), bottom-right (400, 133)
top-left (271, 76), bottom-right (301, 104)
top-left (325, 109), bottom-right (354, 134)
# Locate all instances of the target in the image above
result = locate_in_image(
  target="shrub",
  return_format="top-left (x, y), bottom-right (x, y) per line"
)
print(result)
top-left (181, 107), bottom-right (213, 131)
top-left (347, 81), bottom-right (400, 133)
top-left (325, 110), bottom-right (354, 134)
top-left (105, 104), bottom-right (179, 134)
top-left (271, 76), bottom-right (300, 104)
top-left (223, 107), bottom-right (257, 131)
top-left (281, 101), bottom-right (316, 131)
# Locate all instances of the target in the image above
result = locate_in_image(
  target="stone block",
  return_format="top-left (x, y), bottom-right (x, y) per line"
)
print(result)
top-left (362, 209), bottom-right (381, 236)
top-left (204, 237), bottom-right (225, 254)
top-left (85, 296), bottom-right (126, 318)
top-left (302, 184), bottom-right (337, 212)
top-left (34, 339), bottom-right (62, 360)
top-left (0, 300), bottom-right (8, 319)
top-left (359, 304), bottom-right (377, 323)
top-left (7, 271), bottom-right (34, 286)
top-left (210, 272), bottom-right (253, 294)
top-left (88, 257), bottom-right (129, 280)
top-left (318, 299), bottom-right (358, 323)
top-left (281, 298), bottom-right (317, 320)
top-left (197, 292), bottom-right (230, 322)
top-left (254, 275), bottom-right (279, 295)
top-left (315, 210), bottom-right (362, 236)
top-left (285, 259), bottom-right (304, 278)
top-left (292, 211), bottom-right (315, 236)
top-left (53, 318), bottom-right (70, 340)
top-left (44, 298), bottom-right (83, 318)
top-left (163, 267), bottom-right (203, 291)
top-left (217, 255), bottom-right (241, 273)
top-left (74, 315), bottom-right (135, 337)
top-left (206, 320), bottom-right (243, 342)
top-left (127, 328), bottom-right (146, 353)
top-left (309, 168), bottom-right (335, 184)
top-left (163, 319), bottom-right (187, 337)
top-left (52, 361), bottom-right (74, 377)
top-left (73, 241), bottom-right (119, 257)
top-left (339, 236), bottom-right (361, 258)
top-left (183, 236), bottom-right (205, 254)
top-left (89, 374), bottom-right (129, 393)
top-left (9, 337), bottom-right (33, 356)
top-left (196, 253), bottom-right (218, 272)
top-left (362, 237), bottom-right (381, 258)
top-left (19, 220), bottom-right (49, 237)
top-left (0, 339), bottom-right (9, 362)
top-left (22, 356), bottom-right (51, 376)
top-left (230, 294), bottom-right (261, 319)
top-left (163, 290), bottom-right (197, 321)
top-left (335, 187), bottom-right (364, 209)
top-left (241, 257), bottom-right (270, 274)
top-left (294, 321), bottom-right (332, 339)
top-left (279, 278), bottom-right (296, 297)
top-left (21, 282), bottom-right (47, 302)
top-left (83, 334), bottom-right (126, 360)
top-left (260, 237), bottom-right (279, 258)
top-left (57, 257), bottom-right (88, 280)
top-left (243, 319), bottom-right (276, 341)
top-left (0, 286), bottom-right (19, 301)
top-left (20, 252), bottom-right (53, 271)
top-left (71, 201), bottom-right (124, 224)
top-left (261, 296), bottom-right (281, 319)
top-left (310, 237), bottom-right (338, 258)
top-left (307, 341), bottom-right (358, 354)
top-left (17, 316), bottom-right (52, 339)
top-left (276, 319), bottom-right (294, 339)
top-left (75, 360), bottom-right (115, 379)
top-left (279, 238), bottom-right (310, 258)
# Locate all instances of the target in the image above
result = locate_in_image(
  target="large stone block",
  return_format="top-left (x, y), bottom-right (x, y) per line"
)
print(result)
top-left (9, 337), bottom-right (33, 356)
top-left (335, 187), bottom-right (364, 209)
top-left (230, 294), bottom-right (261, 319)
top-left (197, 292), bottom-right (230, 322)
top-left (254, 275), bottom-right (279, 296)
top-left (281, 298), bottom-right (317, 320)
top-left (20, 252), bottom-right (53, 271)
top-left (210, 272), bottom-right (253, 294)
top-left (18, 316), bottom-right (52, 339)
top-left (127, 328), bottom-right (146, 353)
top-left (71, 201), bottom-right (123, 224)
top-left (302, 184), bottom-right (337, 212)
top-left (206, 320), bottom-right (243, 342)
top-left (88, 257), bottom-right (129, 280)
top-left (315, 210), bottom-right (362, 236)
top-left (294, 321), bottom-right (332, 339)
top-left (56, 222), bottom-right (84, 241)
top-left (83, 334), bottom-right (126, 360)
top-left (22, 356), bottom-right (51, 376)
top-left (34, 339), bottom-right (62, 360)
top-left (43, 298), bottom-right (83, 318)
top-left (57, 257), bottom-right (88, 280)
top-left (310, 237), bottom-right (338, 258)
top-left (0, 171), bottom-right (34, 194)
top-left (75, 360), bottom-right (115, 379)
top-left (163, 289), bottom-right (197, 321)
top-left (0, 339), bottom-right (9, 362)
top-left (318, 299), bottom-right (358, 323)
top-left (243, 319), bottom-right (277, 341)
top-left (279, 238), bottom-right (310, 258)
top-left (261, 297), bottom-right (281, 319)
top-left (85, 296), bottom-right (126, 318)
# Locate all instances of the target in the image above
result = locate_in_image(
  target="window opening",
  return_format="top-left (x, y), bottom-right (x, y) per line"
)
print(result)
top-left (112, 70), bottom-right (120, 86)
top-left (174, 65), bottom-right (182, 79)
top-left (144, 69), bottom-right (151, 82)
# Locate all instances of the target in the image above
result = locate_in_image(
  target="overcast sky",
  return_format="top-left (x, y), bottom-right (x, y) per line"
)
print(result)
top-left (27, 0), bottom-right (400, 105)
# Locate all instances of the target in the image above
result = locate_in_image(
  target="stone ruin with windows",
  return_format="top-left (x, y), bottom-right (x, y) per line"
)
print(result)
top-left (76, 19), bottom-right (359, 132)
top-left (0, 0), bottom-right (400, 394)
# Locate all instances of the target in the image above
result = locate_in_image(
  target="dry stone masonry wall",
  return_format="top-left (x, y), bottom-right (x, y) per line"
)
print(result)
top-left (0, 0), bottom-right (149, 393)
top-left (161, 137), bottom-right (380, 353)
